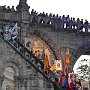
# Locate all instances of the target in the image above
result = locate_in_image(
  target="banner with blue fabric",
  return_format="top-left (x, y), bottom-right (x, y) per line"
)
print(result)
top-left (3, 25), bottom-right (11, 41)
top-left (61, 76), bottom-right (67, 88)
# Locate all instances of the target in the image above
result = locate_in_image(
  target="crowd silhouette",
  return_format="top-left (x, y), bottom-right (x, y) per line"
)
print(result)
top-left (0, 5), bottom-right (15, 12)
top-left (0, 5), bottom-right (90, 33)
top-left (30, 9), bottom-right (90, 32)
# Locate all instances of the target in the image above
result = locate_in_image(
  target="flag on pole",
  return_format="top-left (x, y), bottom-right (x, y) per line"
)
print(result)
top-left (9, 23), bottom-right (18, 40)
top-left (11, 23), bottom-right (17, 33)
top-left (46, 54), bottom-right (51, 69)
top-left (65, 48), bottom-right (70, 74)
top-left (41, 48), bottom-right (45, 60)
top-left (3, 25), bottom-right (11, 41)
top-left (43, 54), bottom-right (50, 71)
top-left (43, 55), bottom-right (47, 71)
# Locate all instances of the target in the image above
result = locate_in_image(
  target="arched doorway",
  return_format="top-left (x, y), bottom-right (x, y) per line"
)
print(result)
top-left (2, 67), bottom-right (15, 90)
top-left (73, 54), bottom-right (90, 89)
top-left (73, 55), bottom-right (90, 81)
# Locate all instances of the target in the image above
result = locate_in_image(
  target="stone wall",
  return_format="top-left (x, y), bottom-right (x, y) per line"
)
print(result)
top-left (0, 38), bottom-right (54, 90)
top-left (25, 23), bottom-right (90, 71)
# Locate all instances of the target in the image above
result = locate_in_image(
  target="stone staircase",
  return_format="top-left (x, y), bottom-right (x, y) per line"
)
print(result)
top-left (0, 32), bottom-right (65, 90)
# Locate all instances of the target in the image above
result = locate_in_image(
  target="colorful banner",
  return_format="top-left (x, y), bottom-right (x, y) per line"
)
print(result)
top-left (3, 32), bottom-right (11, 41)
top-left (43, 54), bottom-right (50, 71)
top-left (50, 60), bottom-right (62, 71)
top-left (65, 48), bottom-right (70, 74)
top-left (9, 23), bottom-right (18, 40)
top-left (25, 38), bottom-right (33, 51)
top-left (3, 25), bottom-right (11, 41)
top-left (3, 25), bottom-right (9, 31)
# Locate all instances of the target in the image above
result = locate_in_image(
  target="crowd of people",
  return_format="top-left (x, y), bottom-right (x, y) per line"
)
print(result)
top-left (0, 5), bottom-right (90, 33)
top-left (51, 70), bottom-right (86, 90)
top-left (30, 9), bottom-right (90, 32)
top-left (0, 5), bottom-right (15, 12)
top-left (0, 7), bottom-right (89, 89)
top-left (1, 23), bottom-right (89, 90)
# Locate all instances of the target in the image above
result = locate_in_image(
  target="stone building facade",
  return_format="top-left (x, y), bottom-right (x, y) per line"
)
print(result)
top-left (0, 0), bottom-right (90, 90)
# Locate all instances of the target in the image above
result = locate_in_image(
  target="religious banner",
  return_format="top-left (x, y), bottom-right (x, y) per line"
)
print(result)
top-left (9, 23), bottom-right (18, 40)
top-left (54, 60), bottom-right (62, 71)
top-left (68, 73), bottom-right (78, 85)
top-left (25, 38), bottom-right (31, 49)
top-left (50, 60), bottom-right (62, 71)
top-left (65, 48), bottom-right (70, 75)
top-left (3, 25), bottom-right (11, 41)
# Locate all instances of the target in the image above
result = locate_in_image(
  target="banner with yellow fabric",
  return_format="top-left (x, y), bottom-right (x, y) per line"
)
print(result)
top-left (50, 60), bottom-right (62, 71)
top-left (43, 54), bottom-right (50, 71)
top-left (65, 48), bottom-right (70, 74)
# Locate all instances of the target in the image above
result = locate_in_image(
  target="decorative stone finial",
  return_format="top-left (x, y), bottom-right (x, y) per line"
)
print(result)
top-left (16, 0), bottom-right (30, 11)
top-left (19, 0), bottom-right (27, 4)
top-left (16, 0), bottom-right (30, 21)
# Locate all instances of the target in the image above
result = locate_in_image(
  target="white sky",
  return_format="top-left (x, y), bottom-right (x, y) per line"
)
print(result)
top-left (0, 0), bottom-right (90, 22)
top-left (73, 55), bottom-right (90, 72)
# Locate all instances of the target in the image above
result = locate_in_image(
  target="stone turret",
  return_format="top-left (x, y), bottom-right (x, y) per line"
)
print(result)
top-left (16, 0), bottom-right (30, 43)
top-left (16, 0), bottom-right (30, 21)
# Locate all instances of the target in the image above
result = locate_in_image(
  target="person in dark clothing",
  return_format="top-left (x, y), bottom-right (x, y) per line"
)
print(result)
top-left (79, 19), bottom-right (83, 31)
top-left (53, 78), bottom-right (61, 90)
top-left (84, 19), bottom-right (89, 32)
top-left (66, 15), bottom-right (70, 29)
top-left (72, 18), bottom-right (76, 29)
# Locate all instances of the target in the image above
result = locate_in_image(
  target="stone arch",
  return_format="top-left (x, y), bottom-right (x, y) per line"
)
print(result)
top-left (3, 61), bottom-right (19, 76)
top-left (69, 41), bottom-right (90, 71)
top-left (33, 30), bottom-right (60, 60)
top-left (1, 58), bottom-right (25, 90)
top-left (2, 58), bottom-right (24, 77)
top-left (33, 30), bottom-right (78, 71)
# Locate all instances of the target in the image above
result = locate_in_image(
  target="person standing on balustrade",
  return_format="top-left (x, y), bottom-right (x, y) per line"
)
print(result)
top-left (72, 18), bottom-right (76, 29)
top-left (66, 15), bottom-right (70, 29)
top-left (62, 15), bottom-right (66, 28)
top-left (79, 19), bottom-right (83, 32)
top-left (76, 18), bottom-right (80, 31)
top-left (84, 19), bottom-right (89, 32)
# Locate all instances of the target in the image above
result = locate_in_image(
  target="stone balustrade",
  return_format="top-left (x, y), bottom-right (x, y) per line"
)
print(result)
top-left (29, 9), bottom-right (90, 33)
top-left (0, 5), bottom-right (90, 33)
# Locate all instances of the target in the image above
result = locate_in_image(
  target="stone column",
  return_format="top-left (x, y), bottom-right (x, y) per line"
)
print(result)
top-left (16, 0), bottom-right (30, 21)
top-left (20, 22), bottom-right (29, 44)
top-left (16, 0), bottom-right (30, 43)
top-left (15, 76), bottom-right (28, 90)
top-left (29, 75), bottom-right (40, 90)
top-left (14, 76), bottom-right (19, 90)
top-left (0, 76), bottom-right (4, 90)
top-left (88, 61), bottom-right (90, 88)
top-left (21, 78), bottom-right (27, 90)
